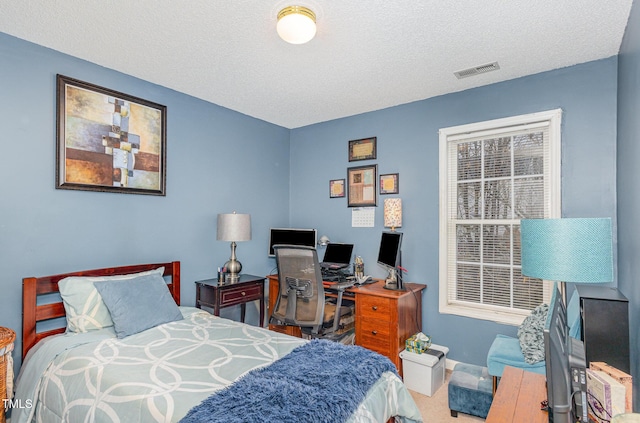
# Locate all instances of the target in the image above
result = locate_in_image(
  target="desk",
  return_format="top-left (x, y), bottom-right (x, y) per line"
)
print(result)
top-left (195, 274), bottom-right (265, 326)
top-left (266, 275), bottom-right (426, 374)
top-left (486, 366), bottom-right (547, 423)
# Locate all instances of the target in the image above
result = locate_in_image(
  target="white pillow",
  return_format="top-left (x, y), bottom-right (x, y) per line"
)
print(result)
top-left (58, 267), bottom-right (164, 333)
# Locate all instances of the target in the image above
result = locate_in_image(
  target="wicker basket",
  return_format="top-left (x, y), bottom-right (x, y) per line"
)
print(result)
top-left (0, 327), bottom-right (16, 423)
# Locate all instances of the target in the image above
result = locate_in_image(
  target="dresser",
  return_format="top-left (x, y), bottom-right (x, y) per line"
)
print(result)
top-left (266, 275), bottom-right (426, 374)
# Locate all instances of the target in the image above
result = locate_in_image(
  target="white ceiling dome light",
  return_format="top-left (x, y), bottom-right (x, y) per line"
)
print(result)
top-left (277, 6), bottom-right (316, 44)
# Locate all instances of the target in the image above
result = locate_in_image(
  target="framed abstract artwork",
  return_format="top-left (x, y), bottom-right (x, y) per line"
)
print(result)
top-left (56, 74), bottom-right (167, 196)
top-left (347, 164), bottom-right (377, 207)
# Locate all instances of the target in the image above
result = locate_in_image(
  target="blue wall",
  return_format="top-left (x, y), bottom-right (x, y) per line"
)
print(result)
top-left (616, 0), bottom-right (640, 409)
top-left (289, 57), bottom-right (619, 366)
top-left (0, 32), bottom-right (291, 367)
top-left (0, 29), bottom-right (626, 386)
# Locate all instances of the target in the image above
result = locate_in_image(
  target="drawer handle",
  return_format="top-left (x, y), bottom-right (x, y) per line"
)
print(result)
top-left (371, 330), bottom-right (378, 335)
top-left (372, 306), bottom-right (378, 311)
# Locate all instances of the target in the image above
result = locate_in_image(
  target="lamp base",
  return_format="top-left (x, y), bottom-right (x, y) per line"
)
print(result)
top-left (223, 259), bottom-right (242, 275)
top-left (223, 241), bottom-right (242, 281)
top-left (224, 272), bottom-right (240, 283)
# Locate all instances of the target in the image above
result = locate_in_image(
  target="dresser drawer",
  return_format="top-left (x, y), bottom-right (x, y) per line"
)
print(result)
top-left (358, 316), bottom-right (392, 354)
top-left (358, 295), bottom-right (392, 319)
top-left (219, 283), bottom-right (262, 307)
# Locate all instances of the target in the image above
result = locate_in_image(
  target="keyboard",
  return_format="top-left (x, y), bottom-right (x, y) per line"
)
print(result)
top-left (321, 269), bottom-right (353, 282)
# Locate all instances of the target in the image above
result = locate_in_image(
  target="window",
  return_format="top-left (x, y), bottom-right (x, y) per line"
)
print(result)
top-left (438, 109), bottom-right (561, 325)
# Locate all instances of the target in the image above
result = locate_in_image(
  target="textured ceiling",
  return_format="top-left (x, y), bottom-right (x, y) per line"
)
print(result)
top-left (0, 1), bottom-right (633, 128)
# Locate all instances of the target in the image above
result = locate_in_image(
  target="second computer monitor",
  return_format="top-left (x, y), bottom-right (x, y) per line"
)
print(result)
top-left (377, 231), bottom-right (403, 269)
top-left (321, 243), bottom-right (354, 269)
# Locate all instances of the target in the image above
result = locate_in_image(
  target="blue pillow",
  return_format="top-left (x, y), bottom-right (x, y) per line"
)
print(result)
top-left (517, 303), bottom-right (549, 364)
top-left (94, 273), bottom-right (183, 338)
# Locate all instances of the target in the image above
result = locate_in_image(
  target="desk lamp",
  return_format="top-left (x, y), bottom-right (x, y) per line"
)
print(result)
top-left (318, 235), bottom-right (330, 247)
top-left (520, 218), bottom-right (613, 304)
top-left (384, 198), bottom-right (402, 231)
top-left (217, 212), bottom-right (251, 282)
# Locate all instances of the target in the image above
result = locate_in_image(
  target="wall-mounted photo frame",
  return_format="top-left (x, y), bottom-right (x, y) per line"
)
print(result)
top-left (380, 173), bottom-right (399, 194)
top-left (347, 164), bottom-right (377, 207)
top-left (56, 74), bottom-right (167, 196)
top-left (329, 179), bottom-right (346, 198)
top-left (348, 137), bottom-right (377, 162)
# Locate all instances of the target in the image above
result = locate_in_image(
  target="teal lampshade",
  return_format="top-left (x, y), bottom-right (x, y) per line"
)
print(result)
top-left (520, 218), bottom-right (613, 283)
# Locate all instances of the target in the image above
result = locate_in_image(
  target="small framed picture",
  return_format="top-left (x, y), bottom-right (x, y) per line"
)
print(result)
top-left (329, 179), bottom-right (346, 198)
top-left (348, 137), bottom-right (377, 162)
top-left (380, 173), bottom-right (399, 194)
top-left (348, 164), bottom-right (377, 207)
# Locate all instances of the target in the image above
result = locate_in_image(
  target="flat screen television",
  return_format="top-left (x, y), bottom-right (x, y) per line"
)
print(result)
top-left (544, 284), bottom-right (587, 423)
top-left (268, 228), bottom-right (317, 257)
top-left (377, 231), bottom-right (403, 290)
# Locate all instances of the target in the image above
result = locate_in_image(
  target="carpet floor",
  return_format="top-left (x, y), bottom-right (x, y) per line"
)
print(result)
top-left (409, 370), bottom-right (487, 422)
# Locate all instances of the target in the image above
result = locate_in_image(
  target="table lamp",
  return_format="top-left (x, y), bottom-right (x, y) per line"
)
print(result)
top-left (217, 212), bottom-right (251, 282)
top-left (520, 218), bottom-right (613, 304)
top-left (384, 198), bottom-right (402, 231)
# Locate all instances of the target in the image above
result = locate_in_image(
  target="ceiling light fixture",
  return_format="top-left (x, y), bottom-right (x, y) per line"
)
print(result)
top-left (277, 5), bottom-right (316, 44)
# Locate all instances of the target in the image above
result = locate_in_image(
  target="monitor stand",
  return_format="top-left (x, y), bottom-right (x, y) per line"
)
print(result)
top-left (383, 268), bottom-right (405, 291)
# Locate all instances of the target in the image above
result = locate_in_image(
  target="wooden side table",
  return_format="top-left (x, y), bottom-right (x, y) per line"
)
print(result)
top-left (486, 366), bottom-right (547, 423)
top-left (195, 274), bottom-right (265, 326)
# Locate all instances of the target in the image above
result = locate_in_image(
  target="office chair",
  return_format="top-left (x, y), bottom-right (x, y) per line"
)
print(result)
top-left (270, 245), bottom-right (353, 340)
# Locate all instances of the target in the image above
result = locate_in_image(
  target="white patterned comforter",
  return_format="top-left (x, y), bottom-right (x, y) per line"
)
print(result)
top-left (13, 307), bottom-right (422, 423)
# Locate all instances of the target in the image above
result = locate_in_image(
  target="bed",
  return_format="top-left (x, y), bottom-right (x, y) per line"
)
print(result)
top-left (14, 261), bottom-right (423, 423)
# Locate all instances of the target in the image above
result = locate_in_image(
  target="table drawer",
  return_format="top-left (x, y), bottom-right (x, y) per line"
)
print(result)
top-left (219, 283), bottom-right (262, 307)
top-left (358, 295), bottom-right (392, 319)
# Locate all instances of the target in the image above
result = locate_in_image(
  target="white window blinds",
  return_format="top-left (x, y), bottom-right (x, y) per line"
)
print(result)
top-left (438, 110), bottom-right (561, 325)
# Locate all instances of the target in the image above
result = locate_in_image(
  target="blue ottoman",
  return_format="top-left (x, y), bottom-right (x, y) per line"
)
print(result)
top-left (448, 363), bottom-right (493, 418)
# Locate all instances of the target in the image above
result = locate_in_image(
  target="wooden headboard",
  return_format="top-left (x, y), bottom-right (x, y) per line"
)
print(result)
top-left (22, 261), bottom-right (181, 358)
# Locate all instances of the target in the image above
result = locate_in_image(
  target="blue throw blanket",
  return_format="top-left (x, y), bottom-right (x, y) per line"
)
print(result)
top-left (179, 339), bottom-right (398, 423)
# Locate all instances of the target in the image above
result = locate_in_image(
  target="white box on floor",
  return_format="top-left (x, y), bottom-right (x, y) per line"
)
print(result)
top-left (399, 344), bottom-right (449, 397)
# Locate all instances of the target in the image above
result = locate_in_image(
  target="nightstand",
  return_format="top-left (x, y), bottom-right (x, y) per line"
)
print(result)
top-left (195, 274), bottom-right (265, 326)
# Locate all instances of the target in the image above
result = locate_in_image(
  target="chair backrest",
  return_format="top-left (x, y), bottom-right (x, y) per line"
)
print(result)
top-left (272, 245), bottom-right (325, 331)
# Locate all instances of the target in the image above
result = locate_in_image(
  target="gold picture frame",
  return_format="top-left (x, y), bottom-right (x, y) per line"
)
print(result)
top-left (348, 137), bottom-right (377, 162)
top-left (56, 74), bottom-right (167, 196)
top-left (347, 164), bottom-right (377, 207)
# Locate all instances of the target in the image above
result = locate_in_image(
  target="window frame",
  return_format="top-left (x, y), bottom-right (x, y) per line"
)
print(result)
top-left (438, 109), bottom-right (562, 326)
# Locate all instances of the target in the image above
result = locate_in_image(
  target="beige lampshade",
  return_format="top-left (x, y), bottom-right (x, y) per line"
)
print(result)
top-left (217, 212), bottom-right (251, 242)
top-left (384, 198), bottom-right (402, 230)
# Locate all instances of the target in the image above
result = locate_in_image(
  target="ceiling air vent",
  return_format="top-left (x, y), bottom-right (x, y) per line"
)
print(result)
top-left (454, 62), bottom-right (500, 79)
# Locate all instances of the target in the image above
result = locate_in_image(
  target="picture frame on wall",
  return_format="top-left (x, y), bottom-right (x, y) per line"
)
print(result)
top-left (329, 179), bottom-right (346, 198)
top-left (56, 74), bottom-right (167, 196)
top-left (348, 137), bottom-right (377, 162)
top-left (348, 164), bottom-right (377, 207)
top-left (380, 173), bottom-right (399, 194)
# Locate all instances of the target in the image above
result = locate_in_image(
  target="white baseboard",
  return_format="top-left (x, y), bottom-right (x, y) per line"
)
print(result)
top-left (445, 358), bottom-right (460, 371)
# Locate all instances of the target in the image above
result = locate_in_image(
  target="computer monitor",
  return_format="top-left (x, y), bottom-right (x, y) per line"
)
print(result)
top-left (321, 243), bottom-right (354, 269)
top-left (544, 284), bottom-right (587, 423)
top-left (268, 228), bottom-right (317, 257)
top-left (377, 231), bottom-right (403, 290)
